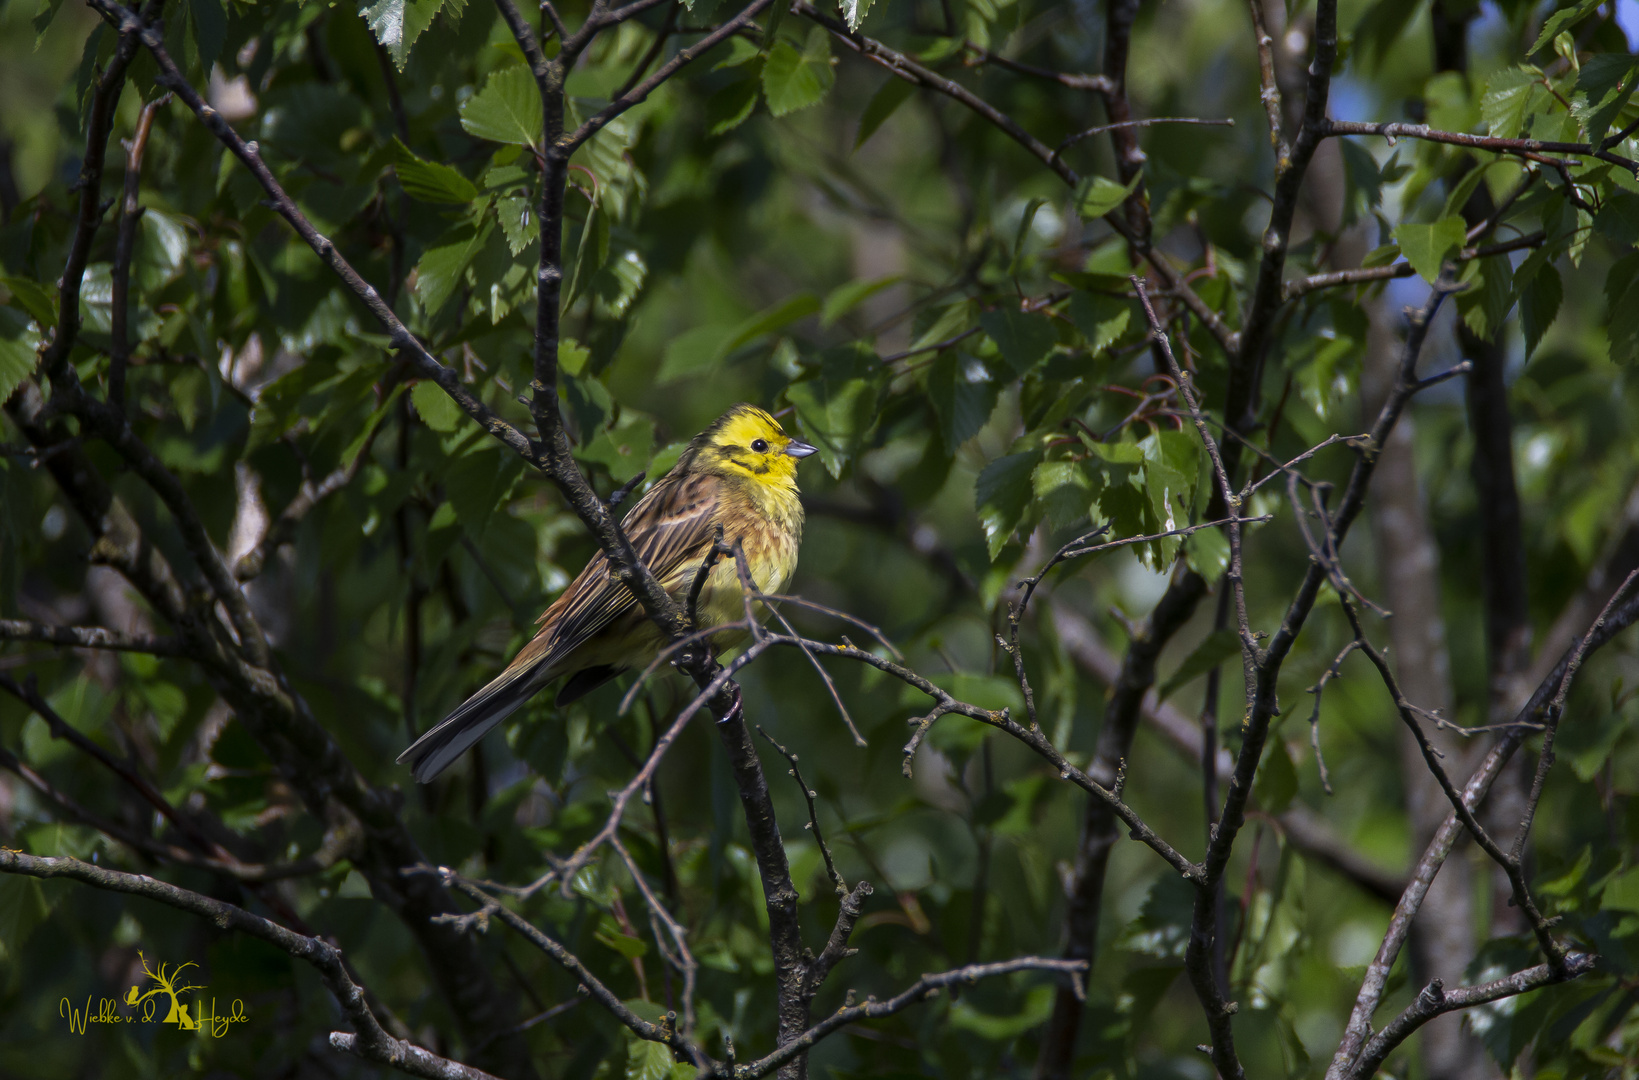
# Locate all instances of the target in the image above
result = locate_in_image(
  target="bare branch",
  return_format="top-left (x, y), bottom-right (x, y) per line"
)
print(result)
top-left (1346, 954), bottom-right (1598, 1080)
top-left (109, 92), bottom-right (167, 409)
top-left (1327, 119), bottom-right (1639, 173)
top-left (561, 0), bottom-right (774, 154)
top-left (1282, 232), bottom-right (1547, 300)
top-left (794, 1), bottom-right (1236, 355)
top-left (738, 958), bottom-right (1087, 1079)
top-left (431, 866), bottom-right (708, 1064)
top-left (0, 619), bottom-right (184, 656)
top-left (0, 851), bottom-right (499, 1080)
top-left (757, 726), bottom-right (847, 896)
top-left (1328, 587), bottom-right (1639, 1079)
top-left (1246, 0), bottom-right (1285, 157)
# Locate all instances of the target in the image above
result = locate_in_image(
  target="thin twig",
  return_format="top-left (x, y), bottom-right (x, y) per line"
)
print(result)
top-left (756, 726), bottom-right (847, 895)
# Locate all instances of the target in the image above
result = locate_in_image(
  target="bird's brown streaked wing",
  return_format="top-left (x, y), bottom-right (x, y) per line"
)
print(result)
top-left (517, 469), bottom-right (724, 671)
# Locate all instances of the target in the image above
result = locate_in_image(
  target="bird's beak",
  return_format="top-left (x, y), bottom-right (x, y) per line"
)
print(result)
top-left (783, 439), bottom-right (818, 459)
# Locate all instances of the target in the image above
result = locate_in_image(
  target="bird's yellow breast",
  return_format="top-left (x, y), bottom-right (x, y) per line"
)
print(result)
top-left (695, 476), bottom-right (802, 634)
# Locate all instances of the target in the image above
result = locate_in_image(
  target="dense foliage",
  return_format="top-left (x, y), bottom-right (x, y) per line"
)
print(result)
top-left (4, 0), bottom-right (1639, 1076)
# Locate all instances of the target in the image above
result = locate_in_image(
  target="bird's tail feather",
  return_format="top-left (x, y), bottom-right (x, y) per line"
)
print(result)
top-left (399, 660), bottom-right (548, 783)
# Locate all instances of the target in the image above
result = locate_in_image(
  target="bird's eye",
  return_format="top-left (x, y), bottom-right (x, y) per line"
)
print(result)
top-left (751, 439), bottom-right (769, 453)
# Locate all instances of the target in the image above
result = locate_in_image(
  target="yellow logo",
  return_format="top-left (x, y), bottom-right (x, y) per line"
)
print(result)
top-left (59, 952), bottom-right (248, 1037)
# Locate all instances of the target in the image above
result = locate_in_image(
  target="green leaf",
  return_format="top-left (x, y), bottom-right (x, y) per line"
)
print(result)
top-left (392, 139), bottom-right (480, 204)
top-left (658, 293), bottom-right (819, 381)
top-left (1520, 263), bottom-right (1562, 358)
top-left (724, 293), bottom-right (820, 352)
top-left (187, 0), bottom-right (226, 71)
top-left (1254, 738), bottom-right (1299, 814)
top-left (1032, 458), bottom-right (1097, 528)
top-left (579, 415), bottom-right (654, 482)
top-left (762, 29), bottom-right (835, 117)
top-left (1158, 629), bottom-right (1241, 702)
top-left (1392, 216), bottom-right (1465, 283)
top-left (1456, 256), bottom-right (1514, 342)
top-left (1067, 292), bottom-right (1130, 354)
top-left (342, 385), bottom-right (408, 468)
top-left (446, 447), bottom-right (525, 536)
top-left (1574, 54), bottom-right (1639, 146)
top-left (596, 927), bottom-right (651, 960)
top-left (1138, 429), bottom-right (1200, 565)
top-left (461, 65), bottom-right (544, 146)
top-left (1443, 160), bottom-right (1498, 219)
top-left (784, 343), bottom-right (883, 477)
top-left (1361, 242), bottom-right (1401, 268)
top-left (821, 274), bottom-right (900, 326)
top-left (713, 36), bottom-right (762, 69)
top-left (979, 309), bottom-right (1057, 375)
top-left (1481, 66), bottom-right (1542, 140)
top-left (658, 324), bottom-right (734, 382)
top-left (415, 216), bottom-right (492, 316)
top-left (0, 276), bottom-right (57, 329)
top-left (559, 338), bottom-right (591, 377)
top-left (1529, 0), bottom-right (1602, 55)
top-left (855, 75), bottom-right (914, 149)
top-left (976, 449), bottom-right (1043, 560)
top-left (1184, 525), bottom-right (1230, 579)
top-left (1593, 192), bottom-right (1639, 246)
top-left (949, 985), bottom-right (1055, 1041)
top-left (1606, 253), bottom-right (1639, 365)
top-left (1074, 172), bottom-right (1141, 220)
top-left (411, 380), bottom-right (463, 433)
top-left (0, 875), bottom-right (53, 953)
top-left (0, 307), bottom-right (41, 408)
top-left (135, 211), bottom-right (189, 293)
top-left (706, 70), bottom-right (762, 135)
top-left (899, 672), bottom-right (1024, 715)
top-left (363, 0), bottom-right (445, 70)
top-left (1338, 139), bottom-right (1384, 227)
top-left (927, 352), bottom-right (999, 453)
top-left (1600, 867), bottom-right (1639, 912)
top-left (1116, 874), bottom-right (1195, 959)
top-left (624, 1036), bottom-right (672, 1080)
top-left (840, 0), bottom-right (874, 32)
top-left (564, 202), bottom-right (609, 311)
top-left (33, 0), bottom-right (66, 44)
top-left (496, 195), bottom-right (535, 255)
top-left (594, 249), bottom-right (647, 317)
top-left (909, 300), bottom-right (975, 353)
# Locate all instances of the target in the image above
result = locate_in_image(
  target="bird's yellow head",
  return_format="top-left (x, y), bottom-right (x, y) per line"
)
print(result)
top-left (687, 404), bottom-right (817, 487)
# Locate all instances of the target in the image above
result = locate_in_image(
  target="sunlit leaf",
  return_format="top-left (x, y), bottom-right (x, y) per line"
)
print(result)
top-left (1392, 216), bottom-right (1465, 283)
top-left (415, 216), bottom-right (492, 315)
top-left (784, 343), bottom-right (882, 477)
top-left (363, 0), bottom-right (445, 70)
top-left (854, 75), bottom-right (913, 149)
top-left (1481, 66), bottom-right (1543, 140)
top-left (411, 380), bottom-right (463, 433)
top-left (927, 352), bottom-right (999, 453)
top-left (821, 274), bottom-right (899, 326)
top-left (706, 70), bottom-right (762, 135)
top-left (976, 449), bottom-right (1042, 559)
top-left (1074, 172), bottom-right (1141, 220)
top-left (461, 64), bottom-right (544, 146)
top-left (1573, 53), bottom-right (1639, 145)
top-left (392, 139), bottom-right (480, 204)
top-left (762, 29), bottom-right (834, 117)
top-left (0, 307), bottom-right (41, 408)
top-left (979, 309), bottom-right (1056, 375)
top-left (1519, 262), bottom-right (1562, 358)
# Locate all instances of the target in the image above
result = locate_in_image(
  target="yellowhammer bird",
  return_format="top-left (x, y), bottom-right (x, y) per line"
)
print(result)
top-left (399, 403), bottom-right (816, 782)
